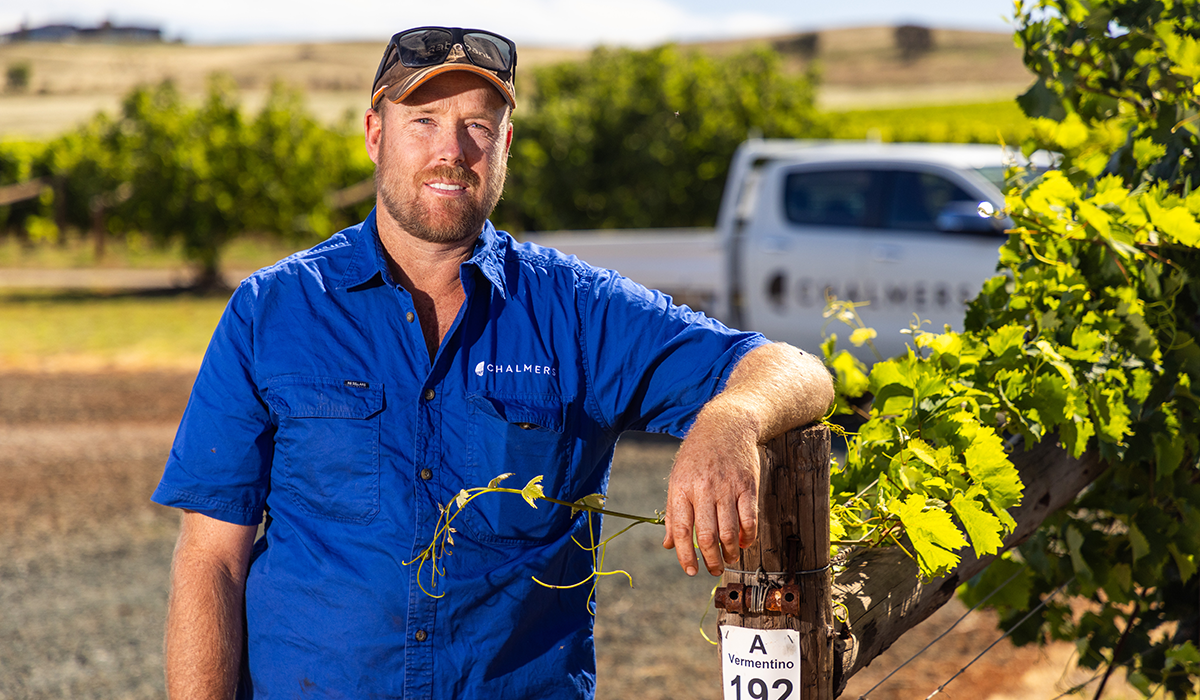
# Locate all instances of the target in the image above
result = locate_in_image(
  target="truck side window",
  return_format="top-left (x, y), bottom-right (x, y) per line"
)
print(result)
top-left (885, 171), bottom-right (976, 231)
top-left (785, 170), bottom-right (876, 228)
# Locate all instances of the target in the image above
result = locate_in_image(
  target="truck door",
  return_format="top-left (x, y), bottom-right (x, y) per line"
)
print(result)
top-left (860, 168), bottom-right (1005, 357)
top-left (738, 167), bottom-right (880, 355)
top-left (739, 162), bottom-right (1004, 361)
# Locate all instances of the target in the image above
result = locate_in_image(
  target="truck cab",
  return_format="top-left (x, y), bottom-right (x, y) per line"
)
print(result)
top-left (715, 141), bottom-right (1026, 360)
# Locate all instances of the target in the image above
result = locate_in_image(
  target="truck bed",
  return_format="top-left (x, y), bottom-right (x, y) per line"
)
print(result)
top-left (521, 229), bottom-right (722, 311)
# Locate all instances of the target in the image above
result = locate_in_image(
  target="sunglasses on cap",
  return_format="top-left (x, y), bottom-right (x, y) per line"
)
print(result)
top-left (372, 26), bottom-right (518, 108)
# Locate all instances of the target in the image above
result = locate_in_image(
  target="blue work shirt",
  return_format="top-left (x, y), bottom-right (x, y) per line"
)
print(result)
top-left (153, 209), bottom-right (767, 699)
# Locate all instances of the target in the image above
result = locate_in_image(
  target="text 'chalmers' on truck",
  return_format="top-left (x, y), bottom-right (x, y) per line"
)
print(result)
top-left (526, 139), bottom-right (1051, 361)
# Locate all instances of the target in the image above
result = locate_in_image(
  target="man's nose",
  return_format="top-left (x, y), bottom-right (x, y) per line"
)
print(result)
top-left (434, 126), bottom-right (470, 165)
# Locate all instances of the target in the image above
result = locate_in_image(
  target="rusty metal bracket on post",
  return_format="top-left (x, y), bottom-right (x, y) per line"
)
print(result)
top-left (715, 582), bottom-right (801, 616)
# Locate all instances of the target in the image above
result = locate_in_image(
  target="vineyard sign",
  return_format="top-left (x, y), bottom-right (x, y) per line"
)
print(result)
top-left (721, 625), bottom-right (800, 700)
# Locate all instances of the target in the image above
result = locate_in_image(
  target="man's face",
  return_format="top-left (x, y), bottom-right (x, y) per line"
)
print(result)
top-left (367, 72), bottom-right (513, 245)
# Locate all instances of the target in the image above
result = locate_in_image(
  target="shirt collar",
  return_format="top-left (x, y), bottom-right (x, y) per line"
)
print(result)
top-left (335, 209), bottom-right (506, 299)
top-left (466, 220), bottom-right (507, 299)
top-left (336, 208), bottom-right (386, 291)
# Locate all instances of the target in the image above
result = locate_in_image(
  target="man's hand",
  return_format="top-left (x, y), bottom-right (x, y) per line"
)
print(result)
top-left (661, 342), bottom-right (834, 577)
top-left (663, 416), bottom-right (760, 576)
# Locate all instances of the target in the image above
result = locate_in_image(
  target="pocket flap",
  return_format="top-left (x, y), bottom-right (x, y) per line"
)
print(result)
top-left (266, 376), bottom-right (384, 419)
top-left (468, 393), bottom-right (565, 433)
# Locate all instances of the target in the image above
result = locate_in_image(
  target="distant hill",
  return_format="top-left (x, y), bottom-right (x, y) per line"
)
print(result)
top-left (0, 26), bottom-right (1031, 138)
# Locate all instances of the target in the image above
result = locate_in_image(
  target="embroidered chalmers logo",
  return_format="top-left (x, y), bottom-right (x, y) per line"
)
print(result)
top-left (475, 360), bottom-right (557, 377)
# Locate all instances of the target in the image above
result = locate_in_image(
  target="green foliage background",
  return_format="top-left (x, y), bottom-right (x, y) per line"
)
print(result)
top-left (4, 77), bottom-right (373, 287)
top-left (822, 1), bottom-right (1200, 695)
top-left (494, 44), bottom-right (825, 232)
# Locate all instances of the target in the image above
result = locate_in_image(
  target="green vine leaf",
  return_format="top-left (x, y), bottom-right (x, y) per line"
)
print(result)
top-left (520, 475), bottom-right (545, 508)
top-left (950, 493), bottom-right (1004, 558)
top-left (487, 473), bottom-right (515, 488)
top-left (572, 493), bottom-right (607, 517)
top-left (890, 494), bottom-right (967, 576)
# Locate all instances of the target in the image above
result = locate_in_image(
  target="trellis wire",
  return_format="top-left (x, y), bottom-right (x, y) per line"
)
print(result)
top-left (856, 564), bottom-right (1028, 699)
top-left (1048, 668), bottom-right (1105, 700)
top-left (1048, 648), bottom-right (1164, 699)
top-left (924, 576), bottom-right (1076, 699)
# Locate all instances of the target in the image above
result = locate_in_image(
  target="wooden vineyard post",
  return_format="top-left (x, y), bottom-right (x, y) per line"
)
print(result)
top-left (715, 423), bottom-right (833, 699)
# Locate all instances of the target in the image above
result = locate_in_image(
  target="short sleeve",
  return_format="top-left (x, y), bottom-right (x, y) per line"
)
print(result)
top-left (151, 282), bottom-right (274, 526)
top-left (579, 268), bottom-right (768, 437)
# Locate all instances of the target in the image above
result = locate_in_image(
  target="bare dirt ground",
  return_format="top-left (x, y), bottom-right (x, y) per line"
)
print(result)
top-left (0, 371), bottom-right (1137, 699)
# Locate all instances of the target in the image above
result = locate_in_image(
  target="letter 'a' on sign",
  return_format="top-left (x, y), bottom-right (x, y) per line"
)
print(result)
top-left (721, 625), bottom-right (801, 700)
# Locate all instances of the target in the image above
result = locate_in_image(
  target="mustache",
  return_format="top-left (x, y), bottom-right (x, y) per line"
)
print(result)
top-left (418, 165), bottom-right (481, 189)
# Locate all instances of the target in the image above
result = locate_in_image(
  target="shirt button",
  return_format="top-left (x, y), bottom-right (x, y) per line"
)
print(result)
top-left (414, 629), bottom-right (428, 642)
top-left (406, 311), bottom-right (415, 323)
top-left (424, 388), bottom-right (435, 401)
top-left (419, 468), bottom-right (433, 480)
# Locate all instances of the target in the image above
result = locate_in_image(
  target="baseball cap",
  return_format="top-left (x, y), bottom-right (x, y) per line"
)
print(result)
top-left (371, 27), bottom-right (517, 110)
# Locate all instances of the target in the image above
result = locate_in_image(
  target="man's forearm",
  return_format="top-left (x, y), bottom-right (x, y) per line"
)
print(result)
top-left (693, 342), bottom-right (833, 442)
top-left (165, 512), bottom-right (256, 699)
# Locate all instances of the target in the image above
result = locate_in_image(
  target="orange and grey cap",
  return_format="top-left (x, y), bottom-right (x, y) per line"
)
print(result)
top-left (371, 27), bottom-right (517, 110)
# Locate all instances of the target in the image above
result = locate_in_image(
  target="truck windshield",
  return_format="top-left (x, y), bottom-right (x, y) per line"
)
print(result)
top-left (975, 165), bottom-right (1049, 193)
top-left (974, 167), bottom-right (1006, 191)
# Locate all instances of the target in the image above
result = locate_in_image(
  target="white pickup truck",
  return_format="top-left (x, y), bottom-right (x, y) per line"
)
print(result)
top-left (525, 139), bottom-right (1032, 360)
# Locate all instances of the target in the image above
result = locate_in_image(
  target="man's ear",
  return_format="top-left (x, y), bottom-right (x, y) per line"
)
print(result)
top-left (505, 122), bottom-right (514, 154)
top-left (365, 107), bottom-right (383, 165)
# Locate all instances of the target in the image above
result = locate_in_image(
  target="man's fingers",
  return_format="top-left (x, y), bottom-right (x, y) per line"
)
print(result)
top-left (737, 489), bottom-right (758, 548)
top-left (662, 512), bottom-right (675, 550)
top-left (693, 503), bottom-right (724, 577)
top-left (718, 498), bottom-right (741, 565)
top-left (666, 497), bottom-right (700, 577)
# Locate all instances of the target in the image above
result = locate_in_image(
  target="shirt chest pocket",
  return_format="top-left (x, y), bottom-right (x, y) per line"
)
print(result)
top-left (461, 393), bottom-right (575, 544)
top-left (265, 376), bottom-right (384, 524)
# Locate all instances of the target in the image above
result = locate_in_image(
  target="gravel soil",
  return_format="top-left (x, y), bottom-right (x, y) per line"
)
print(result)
top-left (0, 372), bottom-right (1133, 699)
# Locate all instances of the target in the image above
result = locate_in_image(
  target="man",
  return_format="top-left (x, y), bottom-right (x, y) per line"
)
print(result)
top-left (154, 26), bottom-right (833, 699)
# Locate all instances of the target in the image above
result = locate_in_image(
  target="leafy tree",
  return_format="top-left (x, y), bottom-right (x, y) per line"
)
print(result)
top-left (240, 83), bottom-right (373, 244)
top-left (103, 77), bottom-right (251, 288)
top-left (0, 140), bottom-right (50, 234)
top-left (40, 76), bottom-right (370, 289)
top-left (5, 61), bottom-right (31, 93)
top-left (495, 44), bottom-right (825, 232)
top-left (1015, 0), bottom-right (1200, 187)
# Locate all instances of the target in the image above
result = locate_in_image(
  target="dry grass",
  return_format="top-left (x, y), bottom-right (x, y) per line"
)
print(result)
top-left (0, 40), bottom-right (588, 137)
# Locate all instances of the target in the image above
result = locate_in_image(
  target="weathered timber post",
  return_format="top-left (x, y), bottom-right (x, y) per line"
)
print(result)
top-left (716, 423), bottom-right (833, 699)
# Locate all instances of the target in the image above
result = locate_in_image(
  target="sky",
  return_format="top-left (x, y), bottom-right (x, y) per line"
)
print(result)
top-left (0, 0), bottom-right (1017, 46)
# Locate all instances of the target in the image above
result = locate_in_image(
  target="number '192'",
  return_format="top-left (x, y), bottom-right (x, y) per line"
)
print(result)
top-left (729, 675), bottom-right (794, 700)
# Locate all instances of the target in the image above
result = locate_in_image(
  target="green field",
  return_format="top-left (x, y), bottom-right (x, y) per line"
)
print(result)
top-left (0, 293), bottom-right (227, 371)
top-left (826, 100), bottom-right (1032, 144)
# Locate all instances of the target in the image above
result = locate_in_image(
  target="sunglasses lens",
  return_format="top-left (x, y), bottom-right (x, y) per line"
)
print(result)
top-left (397, 28), bottom-right (455, 67)
top-left (462, 32), bottom-right (513, 72)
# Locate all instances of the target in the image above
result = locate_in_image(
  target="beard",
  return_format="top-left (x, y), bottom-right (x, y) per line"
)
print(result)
top-left (375, 133), bottom-right (508, 245)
